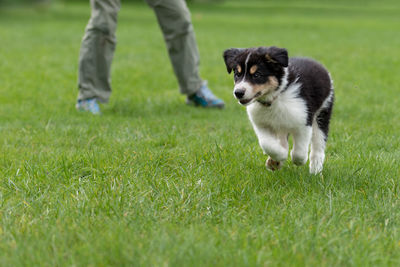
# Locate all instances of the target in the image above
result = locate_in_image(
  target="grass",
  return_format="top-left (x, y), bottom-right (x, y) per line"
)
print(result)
top-left (1, 0), bottom-right (400, 266)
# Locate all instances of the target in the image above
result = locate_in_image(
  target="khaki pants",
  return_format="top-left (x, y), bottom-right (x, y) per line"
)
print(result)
top-left (78, 0), bottom-right (203, 102)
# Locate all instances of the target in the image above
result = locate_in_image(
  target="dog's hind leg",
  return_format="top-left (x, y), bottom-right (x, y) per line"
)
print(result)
top-left (309, 123), bottom-right (326, 174)
top-left (309, 99), bottom-right (333, 174)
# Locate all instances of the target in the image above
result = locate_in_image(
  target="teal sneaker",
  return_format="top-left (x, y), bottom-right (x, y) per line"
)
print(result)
top-left (76, 98), bottom-right (101, 115)
top-left (187, 82), bottom-right (225, 109)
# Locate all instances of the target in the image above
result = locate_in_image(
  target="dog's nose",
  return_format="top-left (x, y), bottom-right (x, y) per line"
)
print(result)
top-left (234, 89), bottom-right (245, 99)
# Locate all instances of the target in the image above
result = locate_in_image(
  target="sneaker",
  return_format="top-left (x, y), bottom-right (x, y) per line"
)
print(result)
top-left (186, 81), bottom-right (225, 109)
top-left (76, 98), bottom-right (101, 115)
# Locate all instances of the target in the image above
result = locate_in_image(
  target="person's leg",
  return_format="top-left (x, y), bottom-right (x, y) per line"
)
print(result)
top-left (146, 0), bottom-right (201, 96)
top-left (77, 0), bottom-right (121, 104)
top-left (145, 0), bottom-right (224, 108)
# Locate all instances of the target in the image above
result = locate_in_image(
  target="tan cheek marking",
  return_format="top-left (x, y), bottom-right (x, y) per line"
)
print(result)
top-left (251, 76), bottom-right (279, 94)
top-left (249, 65), bottom-right (258, 75)
top-left (237, 65), bottom-right (242, 73)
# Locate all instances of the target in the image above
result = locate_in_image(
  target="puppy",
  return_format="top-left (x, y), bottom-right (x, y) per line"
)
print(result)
top-left (223, 46), bottom-right (334, 174)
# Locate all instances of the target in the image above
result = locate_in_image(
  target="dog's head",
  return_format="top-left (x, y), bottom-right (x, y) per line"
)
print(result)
top-left (223, 46), bottom-right (288, 105)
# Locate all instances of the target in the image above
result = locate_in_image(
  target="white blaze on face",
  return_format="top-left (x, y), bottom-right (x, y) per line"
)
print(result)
top-left (233, 52), bottom-right (253, 100)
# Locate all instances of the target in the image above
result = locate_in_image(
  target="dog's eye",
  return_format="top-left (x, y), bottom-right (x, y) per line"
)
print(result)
top-left (253, 72), bottom-right (261, 78)
top-left (234, 71), bottom-right (242, 77)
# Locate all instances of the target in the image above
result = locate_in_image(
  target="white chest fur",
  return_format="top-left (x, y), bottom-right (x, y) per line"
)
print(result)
top-left (246, 83), bottom-right (308, 132)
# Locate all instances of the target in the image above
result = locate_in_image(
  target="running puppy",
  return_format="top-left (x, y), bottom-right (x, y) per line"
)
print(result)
top-left (223, 46), bottom-right (334, 174)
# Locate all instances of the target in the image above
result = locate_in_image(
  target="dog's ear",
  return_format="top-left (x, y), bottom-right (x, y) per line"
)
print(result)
top-left (263, 46), bottom-right (289, 67)
top-left (223, 48), bottom-right (243, 74)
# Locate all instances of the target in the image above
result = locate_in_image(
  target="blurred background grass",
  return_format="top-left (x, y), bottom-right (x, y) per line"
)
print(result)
top-left (0, 0), bottom-right (223, 5)
top-left (1, 0), bottom-right (400, 265)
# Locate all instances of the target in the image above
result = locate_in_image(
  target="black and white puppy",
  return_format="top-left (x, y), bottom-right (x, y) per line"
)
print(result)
top-left (223, 46), bottom-right (334, 174)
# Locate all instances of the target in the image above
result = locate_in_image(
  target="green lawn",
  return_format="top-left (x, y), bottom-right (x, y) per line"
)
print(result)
top-left (1, 1), bottom-right (400, 266)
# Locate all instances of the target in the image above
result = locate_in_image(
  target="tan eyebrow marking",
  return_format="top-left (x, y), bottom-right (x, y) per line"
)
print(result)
top-left (265, 54), bottom-right (278, 64)
top-left (250, 65), bottom-right (258, 75)
top-left (237, 65), bottom-right (242, 73)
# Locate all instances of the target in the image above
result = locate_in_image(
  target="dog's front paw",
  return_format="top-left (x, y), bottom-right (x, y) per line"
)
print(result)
top-left (266, 157), bottom-right (282, 171)
top-left (290, 150), bottom-right (308, 166)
